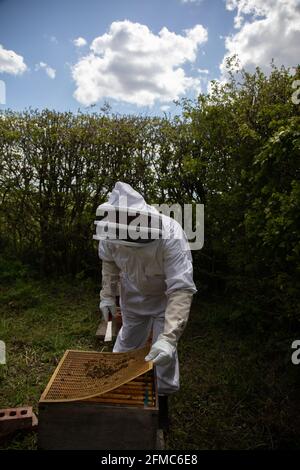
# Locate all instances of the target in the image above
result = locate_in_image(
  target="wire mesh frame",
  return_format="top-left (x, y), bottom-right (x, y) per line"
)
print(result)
top-left (40, 346), bottom-right (155, 405)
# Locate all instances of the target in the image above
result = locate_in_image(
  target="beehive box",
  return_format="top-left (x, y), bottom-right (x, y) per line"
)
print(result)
top-left (38, 347), bottom-right (159, 450)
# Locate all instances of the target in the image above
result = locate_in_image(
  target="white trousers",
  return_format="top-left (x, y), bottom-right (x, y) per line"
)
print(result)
top-left (113, 311), bottom-right (179, 395)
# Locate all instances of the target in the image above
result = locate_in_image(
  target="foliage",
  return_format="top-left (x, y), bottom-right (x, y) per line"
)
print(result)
top-left (0, 62), bottom-right (299, 328)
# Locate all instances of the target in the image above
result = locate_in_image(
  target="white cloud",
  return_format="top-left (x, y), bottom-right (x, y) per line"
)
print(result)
top-left (160, 105), bottom-right (171, 111)
top-left (226, 0), bottom-right (269, 28)
top-left (0, 44), bottom-right (27, 75)
top-left (72, 20), bottom-right (208, 106)
top-left (45, 67), bottom-right (56, 79)
top-left (221, 0), bottom-right (300, 75)
top-left (35, 61), bottom-right (56, 79)
top-left (198, 68), bottom-right (209, 74)
top-left (50, 36), bottom-right (58, 44)
top-left (73, 37), bottom-right (87, 47)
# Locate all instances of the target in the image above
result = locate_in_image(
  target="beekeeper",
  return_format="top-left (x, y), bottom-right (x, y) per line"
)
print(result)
top-left (94, 182), bottom-right (197, 400)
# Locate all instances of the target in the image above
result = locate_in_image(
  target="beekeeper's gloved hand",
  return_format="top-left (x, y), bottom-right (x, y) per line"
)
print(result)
top-left (99, 299), bottom-right (116, 322)
top-left (145, 335), bottom-right (176, 366)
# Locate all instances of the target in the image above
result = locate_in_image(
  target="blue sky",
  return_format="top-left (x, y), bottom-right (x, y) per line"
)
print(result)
top-left (0, 0), bottom-right (299, 115)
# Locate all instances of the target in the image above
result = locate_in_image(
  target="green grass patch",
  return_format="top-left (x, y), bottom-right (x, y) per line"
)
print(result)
top-left (167, 301), bottom-right (300, 449)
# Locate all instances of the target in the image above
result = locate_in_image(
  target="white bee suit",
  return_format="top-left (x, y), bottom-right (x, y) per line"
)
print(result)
top-left (97, 182), bottom-right (197, 395)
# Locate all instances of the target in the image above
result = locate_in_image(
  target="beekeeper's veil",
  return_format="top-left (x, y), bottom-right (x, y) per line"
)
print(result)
top-left (93, 182), bottom-right (162, 247)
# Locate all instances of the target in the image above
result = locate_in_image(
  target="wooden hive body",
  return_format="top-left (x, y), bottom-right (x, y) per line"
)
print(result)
top-left (38, 347), bottom-right (159, 450)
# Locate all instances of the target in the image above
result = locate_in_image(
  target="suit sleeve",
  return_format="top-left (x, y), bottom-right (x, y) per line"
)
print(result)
top-left (98, 241), bottom-right (120, 302)
top-left (161, 225), bottom-right (197, 345)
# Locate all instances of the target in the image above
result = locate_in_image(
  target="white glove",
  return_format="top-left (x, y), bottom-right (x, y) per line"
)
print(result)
top-left (145, 335), bottom-right (176, 366)
top-left (99, 299), bottom-right (116, 322)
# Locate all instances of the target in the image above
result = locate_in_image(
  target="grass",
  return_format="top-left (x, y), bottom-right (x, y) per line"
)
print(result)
top-left (167, 303), bottom-right (300, 449)
top-left (0, 277), bottom-right (299, 449)
top-left (0, 277), bottom-right (102, 449)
